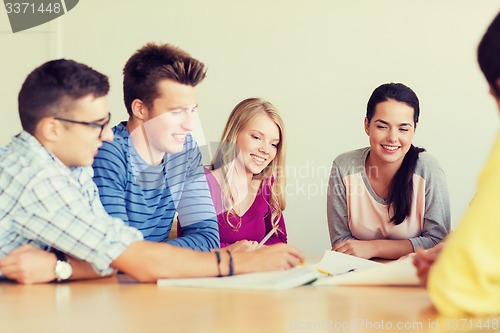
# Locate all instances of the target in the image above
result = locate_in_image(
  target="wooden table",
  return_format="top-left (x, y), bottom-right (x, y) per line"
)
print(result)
top-left (0, 276), bottom-right (443, 333)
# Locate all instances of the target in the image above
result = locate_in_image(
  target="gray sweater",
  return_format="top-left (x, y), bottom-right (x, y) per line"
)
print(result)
top-left (327, 148), bottom-right (451, 250)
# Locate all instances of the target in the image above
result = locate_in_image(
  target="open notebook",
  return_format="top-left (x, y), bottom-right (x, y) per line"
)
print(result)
top-left (156, 251), bottom-right (419, 290)
top-left (157, 266), bottom-right (320, 291)
top-left (313, 251), bottom-right (420, 286)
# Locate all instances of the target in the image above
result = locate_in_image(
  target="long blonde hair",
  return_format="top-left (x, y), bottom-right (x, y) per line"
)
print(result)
top-left (211, 98), bottom-right (286, 230)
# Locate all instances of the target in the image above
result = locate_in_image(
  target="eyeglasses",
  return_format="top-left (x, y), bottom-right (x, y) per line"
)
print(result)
top-left (55, 112), bottom-right (111, 139)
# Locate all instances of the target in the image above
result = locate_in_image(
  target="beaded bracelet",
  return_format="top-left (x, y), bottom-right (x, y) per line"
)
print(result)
top-left (226, 250), bottom-right (233, 276)
top-left (214, 251), bottom-right (222, 277)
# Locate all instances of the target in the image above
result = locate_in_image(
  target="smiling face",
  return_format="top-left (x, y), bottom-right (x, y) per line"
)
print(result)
top-left (235, 112), bottom-right (280, 176)
top-left (142, 79), bottom-right (197, 155)
top-left (364, 99), bottom-right (416, 168)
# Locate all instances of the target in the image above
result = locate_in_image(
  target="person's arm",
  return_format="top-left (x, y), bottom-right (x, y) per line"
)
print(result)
top-left (428, 144), bottom-right (500, 316)
top-left (111, 241), bottom-right (304, 282)
top-left (332, 239), bottom-right (414, 259)
top-left (0, 244), bottom-right (112, 284)
top-left (12, 169), bottom-right (143, 279)
top-left (327, 161), bottom-right (355, 246)
top-left (165, 138), bottom-right (219, 251)
top-left (408, 157), bottom-right (451, 250)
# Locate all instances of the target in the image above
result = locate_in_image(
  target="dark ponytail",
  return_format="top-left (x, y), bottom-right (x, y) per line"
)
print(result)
top-left (366, 83), bottom-right (424, 225)
top-left (389, 145), bottom-right (425, 225)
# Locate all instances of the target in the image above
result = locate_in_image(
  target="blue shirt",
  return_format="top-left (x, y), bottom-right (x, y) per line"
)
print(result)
top-left (92, 122), bottom-right (219, 251)
top-left (0, 131), bottom-right (143, 275)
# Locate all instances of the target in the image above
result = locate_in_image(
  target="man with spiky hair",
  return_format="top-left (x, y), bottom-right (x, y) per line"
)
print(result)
top-left (92, 43), bottom-right (219, 250)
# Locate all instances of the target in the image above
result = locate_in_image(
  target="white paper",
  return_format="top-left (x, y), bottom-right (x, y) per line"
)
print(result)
top-left (157, 266), bottom-right (320, 291)
top-left (157, 251), bottom-right (419, 289)
top-left (314, 253), bottom-right (419, 286)
top-left (313, 251), bottom-right (382, 274)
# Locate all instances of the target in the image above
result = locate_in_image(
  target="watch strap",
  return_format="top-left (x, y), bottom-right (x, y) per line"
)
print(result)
top-left (54, 249), bottom-right (67, 262)
top-left (53, 249), bottom-right (72, 282)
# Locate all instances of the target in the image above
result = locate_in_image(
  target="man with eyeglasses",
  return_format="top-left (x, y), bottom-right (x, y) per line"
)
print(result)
top-left (0, 59), bottom-right (304, 283)
top-left (55, 112), bottom-right (111, 139)
top-left (91, 43), bottom-right (220, 251)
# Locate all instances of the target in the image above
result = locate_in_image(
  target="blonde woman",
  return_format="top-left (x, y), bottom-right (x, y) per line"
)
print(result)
top-left (205, 98), bottom-right (287, 251)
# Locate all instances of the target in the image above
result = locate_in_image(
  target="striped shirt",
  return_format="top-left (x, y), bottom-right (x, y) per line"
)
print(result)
top-left (92, 122), bottom-right (219, 251)
top-left (0, 131), bottom-right (143, 275)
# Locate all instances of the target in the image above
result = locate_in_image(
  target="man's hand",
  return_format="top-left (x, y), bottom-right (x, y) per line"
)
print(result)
top-left (0, 244), bottom-right (57, 284)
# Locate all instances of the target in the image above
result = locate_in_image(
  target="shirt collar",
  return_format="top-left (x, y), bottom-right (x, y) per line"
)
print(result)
top-left (14, 131), bottom-right (86, 176)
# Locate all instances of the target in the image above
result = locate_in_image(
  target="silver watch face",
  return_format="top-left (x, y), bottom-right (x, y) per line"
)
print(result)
top-left (55, 261), bottom-right (73, 280)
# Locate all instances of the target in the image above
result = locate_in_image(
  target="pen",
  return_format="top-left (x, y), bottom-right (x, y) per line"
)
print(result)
top-left (257, 226), bottom-right (278, 249)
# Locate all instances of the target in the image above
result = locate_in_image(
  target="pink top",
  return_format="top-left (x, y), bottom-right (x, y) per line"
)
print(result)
top-left (345, 173), bottom-right (425, 240)
top-left (204, 168), bottom-right (287, 247)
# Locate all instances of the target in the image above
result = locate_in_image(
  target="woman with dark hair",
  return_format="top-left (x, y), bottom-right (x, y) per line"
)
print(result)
top-left (327, 83), bottom-right (450, 259)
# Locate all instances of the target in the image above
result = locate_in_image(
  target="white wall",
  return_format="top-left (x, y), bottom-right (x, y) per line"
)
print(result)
top-left (1, 1), bottom-right (499, 255)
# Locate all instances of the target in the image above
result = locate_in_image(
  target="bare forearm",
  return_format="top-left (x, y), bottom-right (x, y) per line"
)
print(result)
top-left (111, 242), bottom-right (221, 282)
top-left (111, 242), bottom-right (251, 281)
top-left (370, 239), bottom-right (414, 259)
top-left (66, 255), bottom-right (115, 281)
top-left (111, 241), bottom-right (304, 282)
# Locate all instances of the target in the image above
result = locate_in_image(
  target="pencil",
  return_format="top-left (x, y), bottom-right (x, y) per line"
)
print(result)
top-left (257, 226), bottom-right (278, 249)
top-left (316, 268), bottom-right (355, 277)
top-left (316, 268), bottom-right (334, 277)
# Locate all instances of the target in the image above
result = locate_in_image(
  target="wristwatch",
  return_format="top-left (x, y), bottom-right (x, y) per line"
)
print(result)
top-left (54, 250), bottom-right (73, 282)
